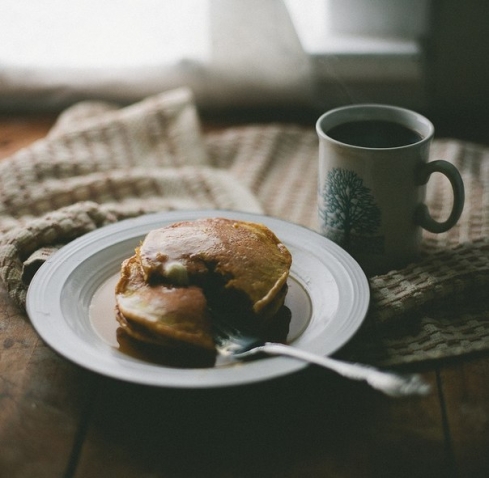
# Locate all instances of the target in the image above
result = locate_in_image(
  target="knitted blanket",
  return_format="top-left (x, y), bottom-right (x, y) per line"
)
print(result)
top-left (1, 88), bottom-right (487, 367)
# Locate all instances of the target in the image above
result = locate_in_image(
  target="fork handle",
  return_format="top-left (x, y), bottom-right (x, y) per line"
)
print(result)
top-left (255, 343), bottom-right (431, 397)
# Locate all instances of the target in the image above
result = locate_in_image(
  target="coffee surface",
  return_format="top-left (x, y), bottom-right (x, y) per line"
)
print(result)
top-left (327, 120), bottom-right (422, 148)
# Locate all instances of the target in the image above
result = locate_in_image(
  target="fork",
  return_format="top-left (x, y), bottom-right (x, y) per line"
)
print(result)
top-left (213, 318), bottom-right (431, 397)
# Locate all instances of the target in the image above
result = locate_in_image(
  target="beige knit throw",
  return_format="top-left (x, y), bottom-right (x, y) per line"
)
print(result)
top-left (0, 88), bottom-right (488, 367)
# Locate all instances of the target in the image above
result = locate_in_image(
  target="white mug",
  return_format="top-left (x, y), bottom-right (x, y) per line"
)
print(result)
top-left (317, 104), bottom-right (465, 276)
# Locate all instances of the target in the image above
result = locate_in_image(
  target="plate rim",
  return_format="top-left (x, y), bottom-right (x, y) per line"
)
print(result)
top-left (26, 209), bottom-right (370, 388)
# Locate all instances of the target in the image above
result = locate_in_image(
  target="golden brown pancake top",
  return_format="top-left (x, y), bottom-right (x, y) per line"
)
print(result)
top-left (138, 217), bottom-right (292, 315)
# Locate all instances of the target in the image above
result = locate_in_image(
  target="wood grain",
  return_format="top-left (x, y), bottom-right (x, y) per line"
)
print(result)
top-left (440, 358), bottom-right (489, 478)
top-left (0, 284), bottom-right (98, 478)
top-left (0, 115), bottom-right (56, 160)
top-left (73, 367), bottom-right (444, 478)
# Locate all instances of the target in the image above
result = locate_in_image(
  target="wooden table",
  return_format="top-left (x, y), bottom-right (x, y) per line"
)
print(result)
top-left (1, 116), bottom-right (488, 478)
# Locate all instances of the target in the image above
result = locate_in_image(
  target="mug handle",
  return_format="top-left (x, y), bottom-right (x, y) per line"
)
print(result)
top-left (414, 160), bottom-right (465, 233)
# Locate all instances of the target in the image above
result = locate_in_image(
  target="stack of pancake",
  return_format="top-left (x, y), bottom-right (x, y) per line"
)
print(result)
top-left (115, 218), bottom-right (292, 358)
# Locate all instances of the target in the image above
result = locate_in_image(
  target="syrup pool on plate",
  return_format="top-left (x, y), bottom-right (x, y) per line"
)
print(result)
top-left (89, 273), bottom-right (312, 368)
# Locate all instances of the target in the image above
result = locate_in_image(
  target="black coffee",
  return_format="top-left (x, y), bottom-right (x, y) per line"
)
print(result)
top-left (327, 120), bottom-right (422, 148)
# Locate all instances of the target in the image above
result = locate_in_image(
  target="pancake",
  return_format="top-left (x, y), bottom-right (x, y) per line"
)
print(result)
top-left (115, 255), bottom-right (215, 351)
top-left (115, 217), bottom-right (292, 355)
top-left (138, 218), bottom-right (292, 317)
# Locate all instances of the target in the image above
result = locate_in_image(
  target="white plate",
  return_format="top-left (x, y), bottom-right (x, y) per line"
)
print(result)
top-left (26, 210), bottom-right (369, 388)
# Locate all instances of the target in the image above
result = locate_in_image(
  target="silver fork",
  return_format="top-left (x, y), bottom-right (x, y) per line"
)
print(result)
top-left (213, 318), bottom-right (431, 397)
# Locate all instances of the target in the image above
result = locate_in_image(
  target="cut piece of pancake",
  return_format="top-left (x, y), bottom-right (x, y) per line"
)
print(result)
top-left (115, 255), bottom-right (215, 352)
top-left (115, 217), bottom-right (292, 357)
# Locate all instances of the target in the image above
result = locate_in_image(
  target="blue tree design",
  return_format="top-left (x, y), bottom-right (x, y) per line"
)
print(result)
top-left (319, 168), bottom-right (381, 249)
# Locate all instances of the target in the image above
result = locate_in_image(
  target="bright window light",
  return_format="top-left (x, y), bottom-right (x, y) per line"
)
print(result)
top-left (0, 0), bottom-right (210, 68)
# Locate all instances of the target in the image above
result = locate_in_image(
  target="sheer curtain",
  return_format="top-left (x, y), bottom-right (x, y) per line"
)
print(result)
top-left (0, 0), bottom-right (313, 111)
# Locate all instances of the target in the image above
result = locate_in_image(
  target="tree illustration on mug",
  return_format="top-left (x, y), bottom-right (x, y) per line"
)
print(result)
top-left (319, 168), bottom-right (382, 251)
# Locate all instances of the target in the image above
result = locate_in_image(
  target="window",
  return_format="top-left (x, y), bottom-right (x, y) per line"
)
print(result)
top-left (0, 0), bottom-right (210, 68)
top-left (284, 0), bottom-right (431, 109)
top-left (0, 0), bottom-right (431, 111)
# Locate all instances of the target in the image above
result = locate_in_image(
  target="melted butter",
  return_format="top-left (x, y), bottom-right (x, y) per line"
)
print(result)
top-left (163, 261), bottom-right (189, 285)
top-left (89, 272), bottom-right (311, 369)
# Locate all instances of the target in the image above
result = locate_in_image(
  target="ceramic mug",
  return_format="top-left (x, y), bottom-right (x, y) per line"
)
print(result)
top-left (316, 104), bottom-right (465, 275)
